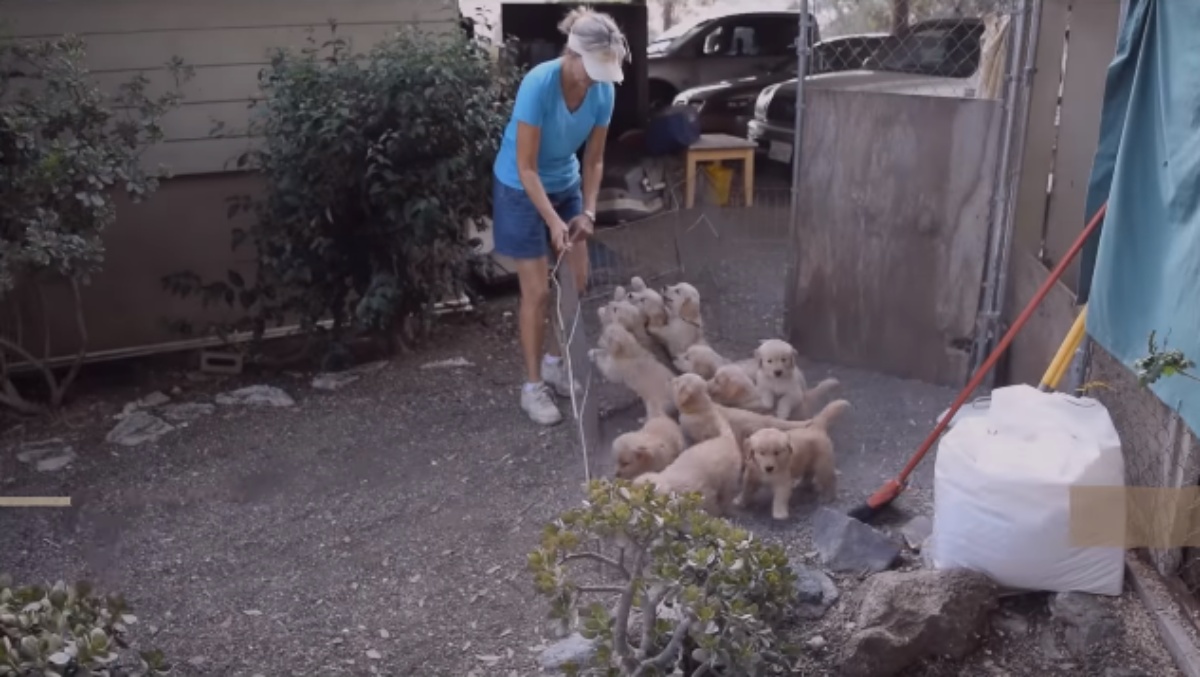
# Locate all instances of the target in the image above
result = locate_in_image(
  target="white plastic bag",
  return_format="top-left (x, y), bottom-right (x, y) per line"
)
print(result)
top-left (931, 384), bottom-right (1126, 595)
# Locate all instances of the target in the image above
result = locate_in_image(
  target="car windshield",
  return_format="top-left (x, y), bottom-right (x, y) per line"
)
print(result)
top-left (862, 28), bottom-right (981, 77)
top-left (648, 18), bottom-right (711, 54)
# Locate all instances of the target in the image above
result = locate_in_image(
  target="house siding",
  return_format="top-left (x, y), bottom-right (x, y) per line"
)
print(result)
top-left (4, 0), bottom-right (459, 175)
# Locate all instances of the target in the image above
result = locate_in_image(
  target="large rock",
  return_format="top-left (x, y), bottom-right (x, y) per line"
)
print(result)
top-left (15, 439), bottom-right (77, 472)
top-left (159, 402), bottom-right (216, 423)
top-left (840, 569), bottom-right (998, 677)
top-left (539, 633), bottom-right (597, 673)
top-left (812, 507), bottom-right (901, 573)
top-left (106, 411), bottom-right (175, 447)
top-left (1050, 591), bottom-right (1122, 659)
top-left (793, 565), bottom-right (840, 620)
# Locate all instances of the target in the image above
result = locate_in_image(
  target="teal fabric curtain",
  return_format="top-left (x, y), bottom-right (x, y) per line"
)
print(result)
top-left (1080, 0), bottom-right (1200, 428)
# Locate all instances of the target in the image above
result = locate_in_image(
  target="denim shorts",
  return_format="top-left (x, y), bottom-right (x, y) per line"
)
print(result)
top-left (492, 177), bottom-right (582, 260)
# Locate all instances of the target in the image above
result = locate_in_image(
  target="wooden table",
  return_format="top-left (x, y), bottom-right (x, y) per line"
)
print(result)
top-left (683, 134), bottom-right (758, 208)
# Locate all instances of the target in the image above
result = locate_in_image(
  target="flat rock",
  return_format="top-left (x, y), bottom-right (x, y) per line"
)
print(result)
top-left (215, 385), bottom-right (295, 408)
top-left (138, 391), bottom-right (171, 408)
top-left (312, 372), bottom-right (360, 391)
top-left (539, 633), bottom-right (597, 672)
top-left (899, 515), bottom-right (933, 550)
top-left (420, 357), bottom-right (474, 370)
top-left (840, 569), bottom-right (998, 677)
top-left (793, 565), bottom-right (840, 620)
top-left (159, 402), bottom-right (217, 423)
top-left (1050, 591), bottom-right (1122, 659)
top-left (106, 411), bottom-right (175, 447)
top-left (812, 507), bottom-right (901, 573)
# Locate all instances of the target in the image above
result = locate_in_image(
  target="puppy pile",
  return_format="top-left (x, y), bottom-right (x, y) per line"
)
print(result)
top-left (592, 277), bottom-right (851, 521)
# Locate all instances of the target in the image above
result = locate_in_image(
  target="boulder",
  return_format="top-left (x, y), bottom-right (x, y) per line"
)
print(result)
top-left (840, 569), bottom-right (998, 677)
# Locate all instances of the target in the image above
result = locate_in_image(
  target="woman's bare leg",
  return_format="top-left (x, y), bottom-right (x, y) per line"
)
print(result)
top-left (545, 241), bottom-right (589, 359)
top-left (514, 257), bottom-right (551, 384)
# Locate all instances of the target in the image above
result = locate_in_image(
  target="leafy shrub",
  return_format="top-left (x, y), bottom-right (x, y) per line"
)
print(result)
top-left (0, 34), bottom-right (188, 412)
top-left (0, 576), bottom-right (170, 676)
top-left (162, 25), bottom-right (521, 356)
top-left (528, 480), bottom-right (800, 676)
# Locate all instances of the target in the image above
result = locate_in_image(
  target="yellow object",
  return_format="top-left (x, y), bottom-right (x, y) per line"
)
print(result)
top-left (1039, 305), bottom-right (1088, 391)
top-left (702, 162), bottom-right (734, 206)
top-left (684, 134), bottom-right (757, 208)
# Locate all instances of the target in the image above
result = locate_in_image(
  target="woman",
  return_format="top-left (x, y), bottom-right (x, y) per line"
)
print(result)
top-left (492, 8), bottom-right (629, 425)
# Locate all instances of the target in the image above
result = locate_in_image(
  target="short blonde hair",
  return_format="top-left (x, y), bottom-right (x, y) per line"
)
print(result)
top-left (558, 7), bottom-right (629, 64)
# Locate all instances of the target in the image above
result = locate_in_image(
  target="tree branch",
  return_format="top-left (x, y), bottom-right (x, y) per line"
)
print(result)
top-left (0, 335), bottom-right (57, 407)
top-left (613, 548), bottom-right (646, 671)
top-left (51, 278), bottom-right (88, 407)
top-left (562, 552), bottom-right (632, 580)
top-left (576, 585), bottom-right (626, 595)
top-left (634, 615), bottom-right (693, 676)
top-left (637, 584), bottom-right (673, 660)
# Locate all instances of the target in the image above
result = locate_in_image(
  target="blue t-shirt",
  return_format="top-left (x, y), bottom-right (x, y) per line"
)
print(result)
top-left (493, 58), bottom-right (615, 194)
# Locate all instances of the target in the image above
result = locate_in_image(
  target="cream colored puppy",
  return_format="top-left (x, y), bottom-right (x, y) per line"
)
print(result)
top-left (612, 416), bottom-right (685, 480)
top-left (755, 339), bottom-right (841, 420)
top-left (708, 364), bottom-right (770, 412)
top-left (598, 299), bottom-right (655, 354)
top-left (590, 323), bottom-right (675, 418)
top-left (673, 344), bottom-right (728, 380)
top-left (675, 372), bottom-right (810, 447)
top-left (648, 282), bottom-right (705, 359)
top-left (627, 277), bottom-right (668, 330)
top-left (634, 378), bottom-right (742, 516)
top-left (739, 399), bottom-right (850, 520)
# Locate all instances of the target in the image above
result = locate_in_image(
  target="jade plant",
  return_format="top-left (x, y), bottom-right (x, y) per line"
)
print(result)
top-left (528, 480), bottom-right (800, 676)
top-left (0, 577), bottom-right (170, 676)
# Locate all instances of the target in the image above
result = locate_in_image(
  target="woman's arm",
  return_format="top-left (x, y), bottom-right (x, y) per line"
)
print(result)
top-left (516, 122), bottom-right (570, 251)
top-left (580, 125), bottom-right (609, 219)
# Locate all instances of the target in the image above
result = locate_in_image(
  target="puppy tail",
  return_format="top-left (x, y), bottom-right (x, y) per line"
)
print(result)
top-left (803, 377), bottom-right (840, 410)
top-left (809, 398), bottom-right (851, 432)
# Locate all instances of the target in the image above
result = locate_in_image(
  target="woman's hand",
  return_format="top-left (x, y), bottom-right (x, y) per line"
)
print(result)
top-left (549, 219), bottom-right (572, 253)
top-left (568, 213), bottom-right (595, 243)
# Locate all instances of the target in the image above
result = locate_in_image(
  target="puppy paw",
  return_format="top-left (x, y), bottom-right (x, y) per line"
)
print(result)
top-left (771, 507), bottom-right (790, 521)
top-left (732, 494), bottom-right (747, 508)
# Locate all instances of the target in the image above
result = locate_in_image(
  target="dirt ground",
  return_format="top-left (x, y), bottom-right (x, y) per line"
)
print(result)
top-left (0, 179), bottom-right (1185, 675)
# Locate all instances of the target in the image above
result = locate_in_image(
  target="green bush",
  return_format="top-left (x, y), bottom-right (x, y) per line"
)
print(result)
top-left (0, 34), bottom-right (187, 412)
top-left (163, 25), bottom-right (521, 356)
top-left (0, 576), bottom-right (170, 676)
top-left (529, 480), bottom-right (800, 676)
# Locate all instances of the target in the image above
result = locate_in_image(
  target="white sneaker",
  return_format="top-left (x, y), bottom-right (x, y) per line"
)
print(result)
top-left (542, 358), bottom-right (582, 399)
top-left (521, 383), bottom-right (563, 426)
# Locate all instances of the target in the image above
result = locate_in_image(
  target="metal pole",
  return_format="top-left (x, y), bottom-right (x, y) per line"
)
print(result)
top-left (971, 0), bottom-right (1037, 384)
top-left (789, 2), bottom-right (811, 212)
top-left (783, 2), bottom-right (811, 339)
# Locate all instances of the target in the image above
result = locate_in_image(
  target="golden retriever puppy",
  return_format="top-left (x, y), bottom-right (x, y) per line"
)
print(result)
top-left (676, 372), bottom-right (810, 447)
top-left (648, 282), bottom-right (706, 359)
top-left (708, 364), bottom-right (770, 412)
top-left (612, 416), bottom-right (685, 480)
top-left (598, 299), bottom-right (655, 354)
top-left (738, 399), bottom-right (850, 520)
top-left (627, 279), bottom-right (668, 330)
top-left (755, 338), bottom-right (829, 420)
top-left (590, 323), bottom-right (675, 418)
top-left (633, 406), bottom-right (742, 517)
top-left (673, 344), bottom-right (729, 380)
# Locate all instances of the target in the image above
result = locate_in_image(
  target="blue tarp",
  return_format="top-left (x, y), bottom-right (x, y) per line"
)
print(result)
top-left (1081, 0), bottom-right (1200, 430)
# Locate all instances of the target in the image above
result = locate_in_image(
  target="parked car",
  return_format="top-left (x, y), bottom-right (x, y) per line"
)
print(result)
top-left (747, 18), bottom-right (985, 165)
top-left (647, 11), bottom-right (820, 111)
top-left (670, 33), bottom-right (888, 137)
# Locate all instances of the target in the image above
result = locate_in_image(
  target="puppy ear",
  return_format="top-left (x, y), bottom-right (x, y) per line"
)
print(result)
top-left (613, 286), bottom-right (627, 301)
top-left (679, 297), bottom-right (700, 323)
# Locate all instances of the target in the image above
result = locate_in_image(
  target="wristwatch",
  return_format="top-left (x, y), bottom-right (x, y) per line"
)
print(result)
top-left (583, 209), bottom-right (596, 223)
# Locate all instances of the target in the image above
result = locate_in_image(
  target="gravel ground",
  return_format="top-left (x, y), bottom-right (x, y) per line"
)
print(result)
top-left (0, 182), bottom-right (1185, 675)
